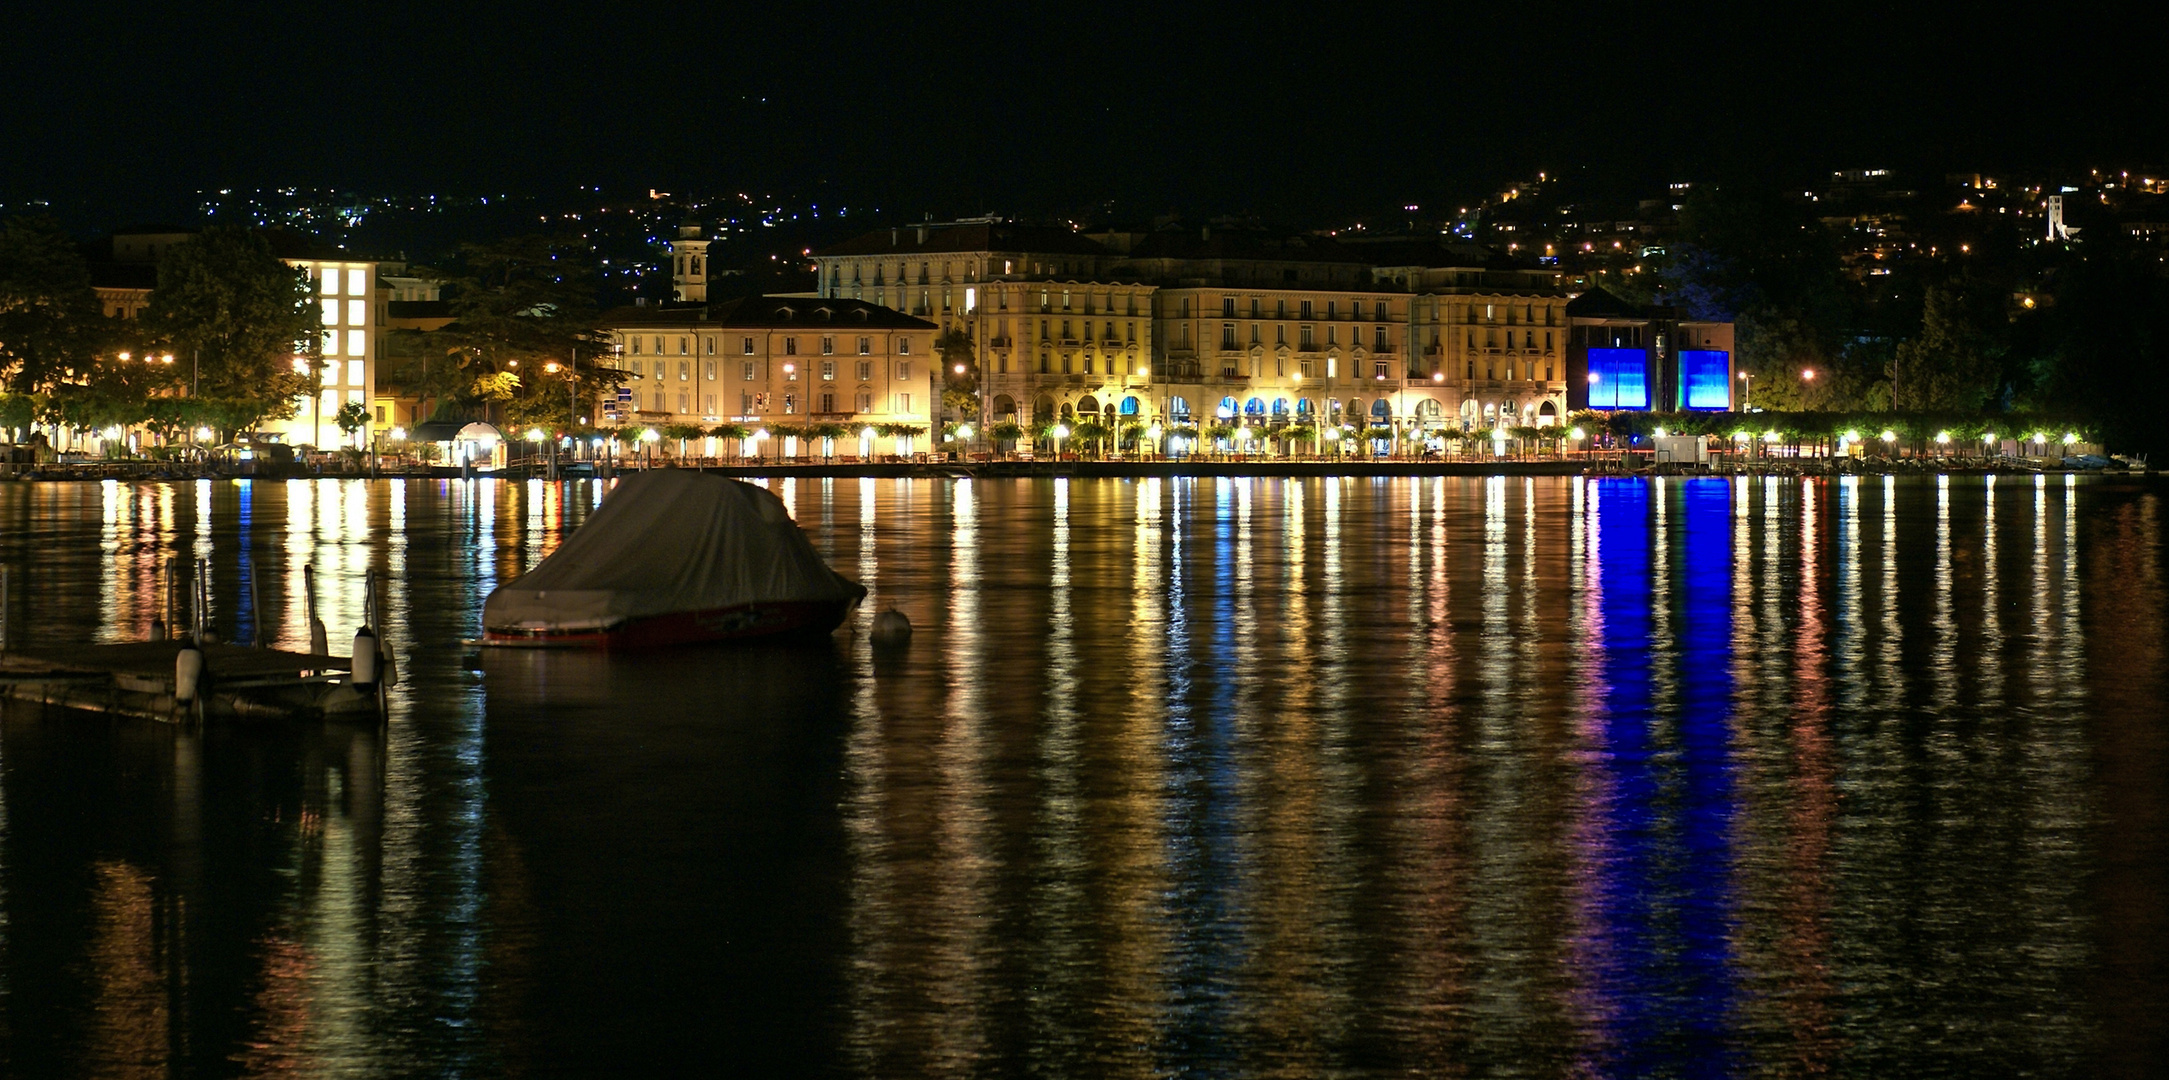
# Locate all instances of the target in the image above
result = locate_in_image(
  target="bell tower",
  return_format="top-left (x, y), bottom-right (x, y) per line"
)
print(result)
top-left (670, 221), bottom-right (710, 302)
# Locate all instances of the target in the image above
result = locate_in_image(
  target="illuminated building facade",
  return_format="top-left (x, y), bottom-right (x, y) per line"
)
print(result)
top-left (1565, 288), bottom-right (1736, 412)
top-left (813, 221), bottom-right (1592, 436)
top-left (597, 296), bottom-right (937, 430)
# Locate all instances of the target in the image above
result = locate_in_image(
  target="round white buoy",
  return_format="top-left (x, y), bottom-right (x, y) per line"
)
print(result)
top-left (870, 609), bottom-right (912, 646)
top-left (309, 616), bottom-right (328, 657)
top-left (351, 626), bottom-right (380, 689)
top-left (175, 642), bottom-right (205, 704)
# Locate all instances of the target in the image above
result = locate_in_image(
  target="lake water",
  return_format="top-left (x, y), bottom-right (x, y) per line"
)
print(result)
top-left (0, 474), bottom-right (2163, 1077)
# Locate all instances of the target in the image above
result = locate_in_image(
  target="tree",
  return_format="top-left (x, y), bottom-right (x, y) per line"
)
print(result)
top-left (1890, 279), bottom-right (2005, 411)
top-left (334, 401), bottom-right (371, 445)
top-left (0, 215), bottom-right (107, 398)
top-left (143, 227), bottom-right (320, 437)
top-left (935, 328), bottom-right (979, 421)
top-left (424, 235), bottom-right (606, 427)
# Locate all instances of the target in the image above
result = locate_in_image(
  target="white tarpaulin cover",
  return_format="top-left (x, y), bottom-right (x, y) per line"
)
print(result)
top-left (483, 470), bottom-right (862, 631)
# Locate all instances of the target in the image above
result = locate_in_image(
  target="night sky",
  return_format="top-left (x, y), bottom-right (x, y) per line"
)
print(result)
top-left (2, 2), bottom-right (2153, 223)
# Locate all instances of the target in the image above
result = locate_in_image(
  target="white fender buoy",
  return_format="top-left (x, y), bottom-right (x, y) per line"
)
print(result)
top-left (175, 641), bottom-right (205, 704)
top-left (351, 626), bottom-right (380, 689)
top-left (871, 608), bottom-right (912, 646)
top-left (309, 616), bottom-right (328, 657)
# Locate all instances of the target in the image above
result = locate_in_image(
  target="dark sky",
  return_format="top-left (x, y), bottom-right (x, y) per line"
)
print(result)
top-left (2, 1), bottom-right (2155, 224)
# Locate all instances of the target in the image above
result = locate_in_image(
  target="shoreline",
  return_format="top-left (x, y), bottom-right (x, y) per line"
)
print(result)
top-left (4, 459), bottom-right (2154, 482)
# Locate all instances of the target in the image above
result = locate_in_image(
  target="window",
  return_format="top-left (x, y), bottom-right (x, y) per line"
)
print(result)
top-left (857, 391), bottom-right (873, 412)
top-left (1301, 325), bottom-right (1314, 346)
top-left (1250, 298), bottom-right (1261, 318)
top-left (704, 361), bottom-right (715, 380)
top-left (1300, 300), bottom-right (1313, 319)
top-left (1222, 297), bottom-right (1236, 317)
top-left (703, 393), bottom-right (715, 413)
top-left (1221, 324), bottom-right (1237, 348)
top-left (346, 269), bottom-right (365, 296)
top-left (856, 361), bottom-right (872, 380)
top-left (898, 337), bottom-right (911, 355)
top-left (1375, 301), bottom-right (1387, 320)
top-left (1375, 326), bottom-right (1388, 350)
top-left (1326, 301), bottom-right (1336, 319)
top-left (704, 337), bottom-right (715, 354)
top-left (742, 362), bottom-right (757, 381)
top-left (821, 361), bottom-right (835, 381)
top-left (783, 394), bottom-right (796, 414)
top-left (321, 298), bottom-right (340, 326)
top-left (820, 392), bottom-right (835, 412)
top-left (896, 393), bottom-right (911, 413)
top-left (897, 362), bottom-right (910, 381)
top-left (679, 336), bottom-right (690, 355)
top-left (346, 330), bottom-right (365, 356)
top-left (785, 363), bottom-right (799, 381)
top-left (346, 360), bottom-right (364, 386)
top-left (374, 405), bottom-right (385, 422)
top-left (784, 338), bottom-right (797, 356)
top-left (821, 336), bottom-right (834, 355)
top-left (857, 336), bottom-right (871, 355)
top-left (741, 392), bottom-right (753, 414)
top-left (742, 337), bottom-right (755, 354)
top-left (321, 267), bottom-right (340, 294)
top-left (346, 299), bottom-right (365, 326)
top-left (653, 336), bottom-right (664, 354)
top-left (630, 336), bottom-right (642, 355)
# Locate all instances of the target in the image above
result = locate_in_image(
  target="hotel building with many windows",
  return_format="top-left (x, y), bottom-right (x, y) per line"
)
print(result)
top-left (594, 296), bottom-right (937, 430)
top-left (804, 221), bottom-right (1671, 436)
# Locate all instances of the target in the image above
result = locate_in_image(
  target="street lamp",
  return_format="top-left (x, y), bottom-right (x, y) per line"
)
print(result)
top-left (1053, 422), bottom-right (1070, 459)
top-left (640, 426), bottom-right (660, 468)
top-left (1739, 370), bottom-right (1754, 410)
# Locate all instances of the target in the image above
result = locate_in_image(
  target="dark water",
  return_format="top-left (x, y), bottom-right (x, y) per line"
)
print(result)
top-left (0, 475), bottom-right (2164, 1077)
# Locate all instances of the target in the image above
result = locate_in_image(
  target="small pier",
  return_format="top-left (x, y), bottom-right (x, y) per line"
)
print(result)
top-left (0, 641), bottom-right (377, 723)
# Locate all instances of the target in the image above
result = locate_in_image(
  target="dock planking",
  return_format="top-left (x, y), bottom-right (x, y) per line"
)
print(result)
top-left (0, 641), bottom-right (375, 723)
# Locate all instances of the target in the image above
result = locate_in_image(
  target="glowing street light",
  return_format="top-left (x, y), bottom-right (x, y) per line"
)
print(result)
top-left (526, 427), bottom-right (545, 442)
top-left (1053, 423), bottom-right (1070, 459)
top-left (389, 427), bottom-right (407, 441)
top-left (1935, 430), bottom-right (1951, 445)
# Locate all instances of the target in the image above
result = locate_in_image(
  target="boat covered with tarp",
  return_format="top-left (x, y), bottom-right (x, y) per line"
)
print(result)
top-left (480, 470), bottom-right (865, 647)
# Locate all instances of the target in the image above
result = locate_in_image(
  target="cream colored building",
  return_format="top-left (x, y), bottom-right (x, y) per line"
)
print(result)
top-left (813, 222), bottom-right (1578, 437)
top-left (598, 296), bottom-right (937, 432)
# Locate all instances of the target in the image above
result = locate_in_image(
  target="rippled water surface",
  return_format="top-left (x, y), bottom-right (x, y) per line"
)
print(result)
top-left (0, 475), bottom-right (2164, 1077)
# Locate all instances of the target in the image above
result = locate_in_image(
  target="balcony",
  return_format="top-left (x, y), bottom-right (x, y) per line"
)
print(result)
top-left (1297, 343), bottom-right (1322, 353)
top-left (989, 337), bottom-right (1012, 349)
top-left (1423, 344), bottom-right (1445, 357)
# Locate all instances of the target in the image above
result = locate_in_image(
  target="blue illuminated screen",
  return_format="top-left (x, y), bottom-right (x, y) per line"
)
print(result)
top-left (1587, 348), bottom-right (1649, 409)
top-left (1680, 350), bottom-right (1731, 410)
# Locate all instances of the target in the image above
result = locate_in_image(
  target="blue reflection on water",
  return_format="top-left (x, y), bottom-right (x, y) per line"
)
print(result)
top-left (1589, 478), bottom-right (1739, 1076)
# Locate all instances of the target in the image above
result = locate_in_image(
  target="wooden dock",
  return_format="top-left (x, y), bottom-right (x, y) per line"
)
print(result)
top-left (0, 641), bottom-right (377, 723)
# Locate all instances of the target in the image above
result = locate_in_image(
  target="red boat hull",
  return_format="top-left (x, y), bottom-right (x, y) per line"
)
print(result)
top-left (482, 599), bottom-right (856, 650)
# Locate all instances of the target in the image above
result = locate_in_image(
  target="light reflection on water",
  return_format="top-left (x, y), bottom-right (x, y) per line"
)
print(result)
top-left (0, 475), bottom-right (2164, 1076)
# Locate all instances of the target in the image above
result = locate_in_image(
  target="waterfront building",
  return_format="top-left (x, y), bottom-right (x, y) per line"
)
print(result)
top-left (87, 227), bottom-right (388, 449)
top-left (595, 296), bottom-right (937, 436)
top-left (1565, 288), bottom-right (1736, 412)
top-left (813, 220), bottom-right (1592, 441)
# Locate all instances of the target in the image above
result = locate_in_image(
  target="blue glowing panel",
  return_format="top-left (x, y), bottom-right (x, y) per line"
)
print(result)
top-left (1588, 348), bottom-right (1649, 409)
top-left (1681, 350), bottom-right (1731, 410)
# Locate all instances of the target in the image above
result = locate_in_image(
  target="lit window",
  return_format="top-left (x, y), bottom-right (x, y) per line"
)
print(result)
top-left (346, 330), bottom-right (365, 356)
top-left (821, 361), bottom-right (835, 381)
top-left (322, 299), bottom-right (340, 326)
top-left (321, 267), bottom-right (341, 294)
top-left (346, 360), bottom-right (364, 386)
top-left (346, 389), bottom-right (364, 404)
top-left (742, 362), bottom-right (756, 380)
top-left (631, 338), bottom-right (643, 355)
top-left (320, 389), bottom-right (338, 415)
top-left (897, 362), bottom-right (910, 381)
top-left (742, 338), bottom-right (755, 355)
top-left (821, 336), bottom-right (834, 355)
top-left (897, 337), bottom-right (911, 355)
top-left (857, 337), bottom-right (871, 355)
top-left (323, 331), bottom-right (340, 357)
top-left (345, 268), bottom-right (365, 296)
top-left (347, 300), bottom-right (366, 326)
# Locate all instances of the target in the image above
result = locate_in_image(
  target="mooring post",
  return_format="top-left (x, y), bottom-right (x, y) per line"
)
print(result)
top-left (248, 569), bottom-right (265, 648)
top-left (1, 564), bottom-right (12, 652)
